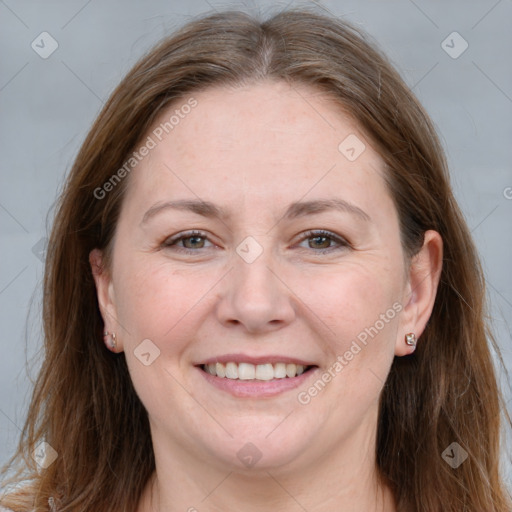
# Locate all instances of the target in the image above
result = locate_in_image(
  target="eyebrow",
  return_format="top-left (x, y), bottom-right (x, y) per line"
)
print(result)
top-left (141, 197), bottom-right (371, 225)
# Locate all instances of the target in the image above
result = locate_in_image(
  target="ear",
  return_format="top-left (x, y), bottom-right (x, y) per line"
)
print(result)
top-left (395, 230), bottom-right (443, 356)
top-left (89, 248), bottom-right (123, 352)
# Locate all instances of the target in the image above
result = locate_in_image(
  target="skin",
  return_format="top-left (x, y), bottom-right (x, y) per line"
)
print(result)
top-left (90, 80), bottom-right (442, 512)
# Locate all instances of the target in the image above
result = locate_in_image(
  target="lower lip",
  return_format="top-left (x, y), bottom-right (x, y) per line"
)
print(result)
top-left (196, 366), bottom-right (318, 398)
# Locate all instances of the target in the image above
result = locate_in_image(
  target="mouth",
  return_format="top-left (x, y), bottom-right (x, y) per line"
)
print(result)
top-left (195, 358), bottom-right (319, 398)
top-left (201, 361), bottom-right (315, 380)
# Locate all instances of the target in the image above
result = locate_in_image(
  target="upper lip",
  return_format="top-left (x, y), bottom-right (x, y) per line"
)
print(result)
top-left (197, 354), bottom-right (317, 366)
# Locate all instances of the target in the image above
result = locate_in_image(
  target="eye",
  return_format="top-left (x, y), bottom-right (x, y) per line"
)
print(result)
top-left (162, 230), bottom-right (215, 254)
top-left (295, 230), bottom-right (350, 253)
top-left (161, 229), bottom-right (350, 256)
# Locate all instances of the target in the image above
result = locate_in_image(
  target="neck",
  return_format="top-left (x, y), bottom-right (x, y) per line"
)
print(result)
top-left (142, 460), bottom-right (395, 512)
top-left (138, 423), bottom-right (396, 512)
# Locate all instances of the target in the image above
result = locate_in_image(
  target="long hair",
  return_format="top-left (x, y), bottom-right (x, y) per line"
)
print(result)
top-left (1, 7), bottom-right (510, 511)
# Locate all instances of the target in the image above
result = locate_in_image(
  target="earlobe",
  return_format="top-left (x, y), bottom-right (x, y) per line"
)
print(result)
top-left (395, 230), bottom-right (443, 356)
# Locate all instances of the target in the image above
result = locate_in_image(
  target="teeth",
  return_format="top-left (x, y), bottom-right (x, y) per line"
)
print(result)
top-left (203, 362), bottom-right (311, 380)
top-left (215, 362), bottom-right (226, 378)
top-left (286, 363), bottom-right (296, 378)
top-left (225, 362), bottom-right (238, 379)
top-left (238, 362), bottom-right (255, 380)
top-left (274, 363), bottom-right (287, 379)
top-left (255, 363), bottom-right (274, 381)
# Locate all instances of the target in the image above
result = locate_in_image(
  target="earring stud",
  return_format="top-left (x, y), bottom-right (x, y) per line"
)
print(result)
top-left (103, 331), bottom-right (117, 351)
top-left (405, 332), bottom-right (416, 347)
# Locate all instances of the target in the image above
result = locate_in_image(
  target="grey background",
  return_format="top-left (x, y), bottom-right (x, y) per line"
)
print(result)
top-left (1, 0), bottom-right (511, 488)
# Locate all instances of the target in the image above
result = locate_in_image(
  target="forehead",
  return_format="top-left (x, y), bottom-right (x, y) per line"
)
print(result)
top-left (122, 80), bottom-right (393, 224)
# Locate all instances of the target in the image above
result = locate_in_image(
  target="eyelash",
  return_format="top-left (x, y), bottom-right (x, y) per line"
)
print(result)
top-left (162, 229), bottom-right (350, 255)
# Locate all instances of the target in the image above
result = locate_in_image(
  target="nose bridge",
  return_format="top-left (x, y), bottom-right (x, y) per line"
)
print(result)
top-left (215, 240), bottom-right (296, 332)
top-left (234, 246), bottom-right (277, 300)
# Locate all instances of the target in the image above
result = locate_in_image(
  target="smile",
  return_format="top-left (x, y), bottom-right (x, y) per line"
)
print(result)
top-left (196, 357), bottom-right (319, 398)
top-left (203, 362), bottom-right (313, 380)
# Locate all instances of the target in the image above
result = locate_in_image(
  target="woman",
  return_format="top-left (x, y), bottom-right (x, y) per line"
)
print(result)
top-left (1, 7), bottom-right (510, 512)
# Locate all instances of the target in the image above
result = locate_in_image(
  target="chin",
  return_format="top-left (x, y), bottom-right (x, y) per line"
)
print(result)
top-left (200, 426), bottom-right (317, 474)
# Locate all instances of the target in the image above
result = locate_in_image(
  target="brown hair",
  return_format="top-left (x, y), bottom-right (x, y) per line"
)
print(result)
top-left (1, 7), bottom-right (510, 512)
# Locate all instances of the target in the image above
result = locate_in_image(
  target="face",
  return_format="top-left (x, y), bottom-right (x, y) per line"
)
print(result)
top-left (92, 81), bottom-right (424, 475)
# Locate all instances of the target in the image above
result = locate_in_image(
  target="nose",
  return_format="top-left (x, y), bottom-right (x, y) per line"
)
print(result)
top-left (215, 250), bottom-right (297, 334)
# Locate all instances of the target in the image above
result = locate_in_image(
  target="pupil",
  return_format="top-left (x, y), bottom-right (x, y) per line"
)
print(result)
top-left (311, 236), bottom-right (329, 249)
top-left (185, 236), bottom-right (203, 248)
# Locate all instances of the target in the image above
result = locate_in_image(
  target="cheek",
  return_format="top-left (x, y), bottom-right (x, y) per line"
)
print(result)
top-left (112, 260), bottom-right (212, 420)
top-left (113, 252), bottom-right (402, 353)
top-left (112, 257), bottom-right (215, 347)
top-left (295, 264), bottom-right (401, 417)
top-left (294, 259), bottom-right (402, 345)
